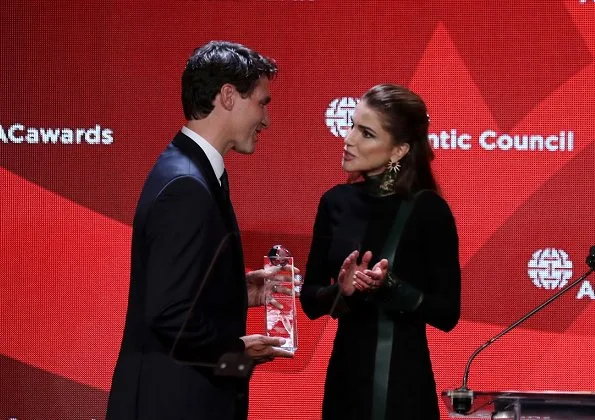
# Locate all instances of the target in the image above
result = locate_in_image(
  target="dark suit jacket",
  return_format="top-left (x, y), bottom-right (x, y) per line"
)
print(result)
top-left (106, 132), bottom-right (249, 420)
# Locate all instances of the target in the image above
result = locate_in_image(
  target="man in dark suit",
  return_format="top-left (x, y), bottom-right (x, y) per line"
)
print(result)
top-left (106, 41), bottom-right (293, 420)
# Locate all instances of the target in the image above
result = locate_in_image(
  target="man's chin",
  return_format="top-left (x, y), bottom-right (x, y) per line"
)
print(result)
top-left (231, 144), bottom-right (256, 155)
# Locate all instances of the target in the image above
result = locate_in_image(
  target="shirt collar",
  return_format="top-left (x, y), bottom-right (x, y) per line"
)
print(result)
top-left (181, 126), bottom-right (225, 184)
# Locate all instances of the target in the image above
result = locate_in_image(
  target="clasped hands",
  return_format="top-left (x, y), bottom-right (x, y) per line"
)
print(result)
top-left (337, 250), bottom-right (389, 296)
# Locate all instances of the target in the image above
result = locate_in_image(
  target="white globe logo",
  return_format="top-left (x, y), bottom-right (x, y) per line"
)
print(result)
top-left (325, 97), bottom-right (359, 138)
top-left (527, 248), bottom-right (573, 289)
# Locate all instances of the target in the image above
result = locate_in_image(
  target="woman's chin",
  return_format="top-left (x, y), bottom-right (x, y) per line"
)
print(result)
top-left (342, 161), bottom-right (355, 172)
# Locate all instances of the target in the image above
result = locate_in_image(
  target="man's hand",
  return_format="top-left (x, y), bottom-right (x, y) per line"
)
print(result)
top-left (240, 334), bottom-right (294, 364)
top-left (246, 265), bottom-right (301, 307)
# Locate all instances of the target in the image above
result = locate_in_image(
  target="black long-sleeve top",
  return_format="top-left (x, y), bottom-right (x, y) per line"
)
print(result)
top-left (300, 181), bottom-right (461, 420)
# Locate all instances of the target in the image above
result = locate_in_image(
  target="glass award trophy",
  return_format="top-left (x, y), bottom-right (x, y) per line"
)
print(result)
top-left (264, 245), bottom-right (298, 353)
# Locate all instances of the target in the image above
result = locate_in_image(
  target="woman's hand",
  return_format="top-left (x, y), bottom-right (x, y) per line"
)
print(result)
top-left (353, 258), bottom-right (389, 292)
top-left (337, 250), bottom-right (388, 295)
top-left (337, 250), bottom-right (360, 296)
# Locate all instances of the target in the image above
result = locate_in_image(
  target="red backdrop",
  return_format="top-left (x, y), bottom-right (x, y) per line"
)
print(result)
top-left (1, 1), bottom-right (594, 419)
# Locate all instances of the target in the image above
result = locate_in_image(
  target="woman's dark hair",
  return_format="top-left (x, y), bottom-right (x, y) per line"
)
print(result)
top-left (362, 84), bottom-right (438, 195)
top-left (181, 41), bottom-right (278, 120)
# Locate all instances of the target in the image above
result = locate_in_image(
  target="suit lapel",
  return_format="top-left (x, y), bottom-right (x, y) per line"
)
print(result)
top-left (172, 132), bottom-right (247, 310)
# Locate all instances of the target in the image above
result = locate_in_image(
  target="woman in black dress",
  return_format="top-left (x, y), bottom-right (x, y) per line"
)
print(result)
top-left (300, 84), bottom-right (461, 420)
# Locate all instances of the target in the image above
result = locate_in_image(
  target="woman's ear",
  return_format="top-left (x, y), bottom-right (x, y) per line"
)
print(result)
top-left (391, 142), bottom-right (410, 162)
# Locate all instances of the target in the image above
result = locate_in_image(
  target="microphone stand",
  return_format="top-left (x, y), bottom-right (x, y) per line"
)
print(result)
top-left (451, 248), bottom-right (595, 415)
top-left (169, 232), bottom-right (255, 378)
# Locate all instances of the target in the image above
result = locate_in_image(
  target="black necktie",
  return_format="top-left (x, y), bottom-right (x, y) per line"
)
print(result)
top-left (220, 169), bottom-right (230, 200)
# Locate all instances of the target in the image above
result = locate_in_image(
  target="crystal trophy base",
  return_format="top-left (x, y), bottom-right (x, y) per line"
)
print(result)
top-left (264, 254), bottom-right (297, 353)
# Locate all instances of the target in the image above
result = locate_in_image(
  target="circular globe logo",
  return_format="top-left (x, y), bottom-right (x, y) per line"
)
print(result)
top-left (528, 248), bottom-right (573, 289)
top-left (325, 97), bottom-right (358, 138)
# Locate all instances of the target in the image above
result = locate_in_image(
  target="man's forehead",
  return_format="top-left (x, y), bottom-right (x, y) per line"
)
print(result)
top-left (255, 77), bottom-right (270, 92)
top-left (253, 78), bottom-right (271, 100)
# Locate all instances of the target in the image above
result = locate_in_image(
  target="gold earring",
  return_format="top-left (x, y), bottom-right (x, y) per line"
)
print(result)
top-left (387, 159), bottom-right (401, 173)
top-left (379, 159), bottom-right (399, 195)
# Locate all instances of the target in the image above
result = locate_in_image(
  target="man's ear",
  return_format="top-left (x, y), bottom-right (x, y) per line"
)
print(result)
top-left (391, 142), bottom-right (410, 162)
top-left (218, 84), bottom-right (236, 111)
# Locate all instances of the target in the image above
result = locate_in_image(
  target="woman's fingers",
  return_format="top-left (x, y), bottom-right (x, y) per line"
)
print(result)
top-left (354, 268), bottom-right (389, 290)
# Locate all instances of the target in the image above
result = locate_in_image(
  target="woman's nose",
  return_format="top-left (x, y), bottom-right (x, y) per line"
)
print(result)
top-left (344, 128), bottom-right (355, 145)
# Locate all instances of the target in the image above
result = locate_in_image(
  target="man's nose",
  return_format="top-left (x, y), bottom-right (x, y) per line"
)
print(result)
top-left (261, 109), bottom-right (270, 129)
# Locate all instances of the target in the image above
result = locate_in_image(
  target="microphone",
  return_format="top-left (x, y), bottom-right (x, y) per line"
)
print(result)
top-left (450, 246), bottom-right (595, 415)
top-left (587, 245), bottom-right (595, 268)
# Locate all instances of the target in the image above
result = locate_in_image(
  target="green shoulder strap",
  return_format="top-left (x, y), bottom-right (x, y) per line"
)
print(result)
top-left (371, 194), bottom-right (418, 420)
